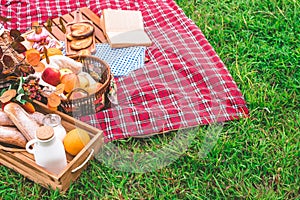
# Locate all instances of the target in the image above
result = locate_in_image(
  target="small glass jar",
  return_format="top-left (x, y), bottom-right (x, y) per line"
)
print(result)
top-left (43, 114), bottom-right (67, 142)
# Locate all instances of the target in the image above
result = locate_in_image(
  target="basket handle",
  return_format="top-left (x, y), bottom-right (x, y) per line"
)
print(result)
top-left (67, 88), bottom-right (89, 100)
top-left (71, 149), bottom-right (94, 173)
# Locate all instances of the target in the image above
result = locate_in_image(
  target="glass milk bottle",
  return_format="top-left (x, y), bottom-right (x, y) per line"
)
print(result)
top-left (25, 126), bottom-right (67, 175)
top-left (43, 114), bottom-right (66, 141)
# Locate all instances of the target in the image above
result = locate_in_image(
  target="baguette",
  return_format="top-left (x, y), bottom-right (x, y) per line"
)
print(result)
top-left (0, 126), bottom-right (27, 148)
top-left (29, 111), bottom-right (45, 125)
top-left (4, 102), bottom-right (40, 141)
top-left (1, 109), bottom-right (45, 126)
top-left (0, 110), bottom-right (15, 126)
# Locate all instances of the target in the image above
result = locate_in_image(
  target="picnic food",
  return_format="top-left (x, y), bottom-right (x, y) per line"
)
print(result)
top-left (20, 101), bottom-right (36, 114)
top-left (41, 55), bottom-right (83, 74)
top-left (0, 110), bottom-right (15, 126)
top-left (3, 102), bottom-right (40, 141)
top-left (70, 36), bottom-right (93, 50)
top-left (42, 67), bottom-right (61, 86)
top-left (25, 49), bottom-right (41, 66)
top-left (0, 102), bottom-right (46, 148)
top-left (42, 48), bottom-right (63, 59)
top-left (59, 68), bottom-right (73, 78)
top-left (26, 22), bottom-right (56, 52)
top-left (67, 22), bottom-right (94, 51)
top-left (0, 126), bottom-right (27, 148)
top-left (70, 22), bottom-right (94, 39)
top-left (28, 111), bottom-right (45, 125)
top-left (63, 128), bottom-right (90, 156)
top-left (60, 73), bottom-right (79, 93)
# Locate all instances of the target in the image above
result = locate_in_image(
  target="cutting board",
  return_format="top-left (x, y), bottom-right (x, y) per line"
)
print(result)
top-left (65, 9), bottom-right (96, 55)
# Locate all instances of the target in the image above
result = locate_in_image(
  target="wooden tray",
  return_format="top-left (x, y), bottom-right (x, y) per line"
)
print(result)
top-left (44, 7), bottom-right (107, 44)
top-left (0, 100), bottom-right (103, 192)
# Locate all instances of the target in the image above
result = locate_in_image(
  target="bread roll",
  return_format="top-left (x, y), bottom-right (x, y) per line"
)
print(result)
top-left (0, 126), bottom-right (27, 148)
top-left (4, 102), bottom-right (40, 141)
top-left (29, 111), bottom-right (45, 125)
top-left (0, 110), bottom-right (14, 126)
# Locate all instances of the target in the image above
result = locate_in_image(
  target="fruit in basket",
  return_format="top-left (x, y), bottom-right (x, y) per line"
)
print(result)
top-left (59, 68), bottom-right (73, 78)
top-left (77, 74), bottom-right (90, 89)
top-left (86, 82), bottom-right (102, 95)
top-left (41, 67), bottom-right (61, 86)
top-left (60, 73), bottom-right (79, 93)
top-left (63, 128), bottom-right (90, 156)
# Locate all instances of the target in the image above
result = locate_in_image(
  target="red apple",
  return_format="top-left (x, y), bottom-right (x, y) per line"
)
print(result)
top-left (41, 67), bottom-right (61, 86)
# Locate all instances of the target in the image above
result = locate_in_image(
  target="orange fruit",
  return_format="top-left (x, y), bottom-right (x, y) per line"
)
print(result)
top-left (25, 49), bottom-right (41, 66)
top-left (63, 128), bottom-right (90, 156)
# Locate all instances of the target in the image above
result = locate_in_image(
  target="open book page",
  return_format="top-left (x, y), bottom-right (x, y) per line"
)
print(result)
top-left (103, 9), bottom-right (144, 32)
top-left (102, 9), bottom-right (152, 48)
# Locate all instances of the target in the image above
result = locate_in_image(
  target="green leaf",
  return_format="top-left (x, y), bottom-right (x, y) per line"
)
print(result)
top-left (0, 88), bottom-right (7, 96)
top-left (17, 77), bottom-right (25, 94)
top-left (15, 93), bottom-right (26, 104)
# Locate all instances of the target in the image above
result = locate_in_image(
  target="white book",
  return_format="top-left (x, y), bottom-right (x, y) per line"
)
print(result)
top-left (102, 9), bottom-right (152, 48)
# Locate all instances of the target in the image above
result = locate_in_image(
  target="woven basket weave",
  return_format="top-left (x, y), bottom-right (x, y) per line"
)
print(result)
top-left (59, 55), bottom-right (111, 116)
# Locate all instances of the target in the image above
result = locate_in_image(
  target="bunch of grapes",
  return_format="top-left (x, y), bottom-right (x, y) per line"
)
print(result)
top-left (22, 77), bottom-right (42, 101)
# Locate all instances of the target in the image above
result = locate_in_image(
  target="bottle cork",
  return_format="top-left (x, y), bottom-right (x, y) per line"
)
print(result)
top-left (36, 125), bottom-right (54, 140)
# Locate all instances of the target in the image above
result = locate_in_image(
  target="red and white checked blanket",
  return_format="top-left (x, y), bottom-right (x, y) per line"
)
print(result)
top-left (1, 0), bottom-right (249, 142)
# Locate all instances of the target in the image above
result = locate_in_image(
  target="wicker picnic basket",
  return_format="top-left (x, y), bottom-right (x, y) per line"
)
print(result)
top-left (59, 55), bottom-right (112, 116)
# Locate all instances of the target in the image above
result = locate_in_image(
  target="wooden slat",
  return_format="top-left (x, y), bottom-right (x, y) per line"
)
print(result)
top-left (49, 7), bottom-right (107, 43)
top-left (80, 7), bottom-right (107, 43)
top-left (50, 16), bottom-right (69, 41)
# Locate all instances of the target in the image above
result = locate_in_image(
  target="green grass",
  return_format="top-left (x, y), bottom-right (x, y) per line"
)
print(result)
top-left (1, 0), bottom-right (299, 199)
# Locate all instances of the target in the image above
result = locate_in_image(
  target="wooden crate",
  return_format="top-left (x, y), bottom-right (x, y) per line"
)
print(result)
top-left (0, 100), bottom-right (103, 192)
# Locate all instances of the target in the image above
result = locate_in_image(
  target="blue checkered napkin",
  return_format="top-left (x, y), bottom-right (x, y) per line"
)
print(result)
top-left (94, 43), bottom-right (146, 77)
top-left (61, 42), bottom-right (145, 77)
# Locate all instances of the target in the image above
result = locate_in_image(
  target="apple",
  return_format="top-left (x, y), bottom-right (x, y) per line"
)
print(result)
top-left (60, 73), bottom-right (79, 93)
top-left (59, 68), bottom-right (73, 79)
top-left (41, 67), bottom-right (61, 86)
